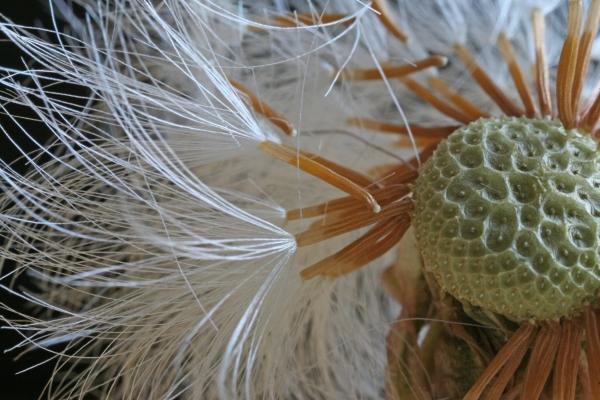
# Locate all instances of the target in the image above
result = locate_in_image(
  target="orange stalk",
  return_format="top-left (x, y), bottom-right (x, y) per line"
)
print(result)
top-left (271, 13), bottom-right (353, 27)
top-left (295, 200), bottom-right (411, 246)
top-left (463, 324), bottom-right (536, 400)
top-left (400, 77), bottom-right (473, 124)
top-left (579, 80), bottom-right (600, 120)
top-left (497, 33), bottom-right (536, 117)
top-left (585, 309), bottom-right (600, 398)
top-left (522, 322), bottom-right (561, 399)
top-left (553, 319), bottom-right (582, 400)
top-left (581, 91), bottom-right (600, 131)
top-left (248, 14), bottom-right (354, 32)
top-left (371, 0), bottom-right (408, 42)
top-left (340, 56), bottom-right (447, 81)
top-left (556, 0), bottom-right (583, 128)
top-left (374, 143), bottom-right (437, 186)
top-left (427, 76), bottom-right (490, 120)
top-left (295, 148), bottom-right (375, 188)
top-left (571, 0), bottom-right (600, 121)
top-left (322, 217), bottom-right (410, 278)
top-left (454, 43), bottom-right (524, 117)
top-left (260, 141), bottom-right (380, 212)
top-left (300, 216), bottom-right (410, 279)
top-left (229, 79), bottom-right (296, 136)
top-left (532, 9), bottom-right (553, 117)
top-left (393, 136), bottom-right (443, 148)
top-left (287, 185), bottom-right (410, 220)
top-left (485, 329), bottom-right (531, 400)
top-left (580, 356), bottom-right (593, 400)
top-left (348, 117), bottom-right (455, 147)
top-left (348, 117), bottom-right (458, 137)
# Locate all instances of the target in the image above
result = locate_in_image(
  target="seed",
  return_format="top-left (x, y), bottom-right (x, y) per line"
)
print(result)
top-left (413, 117), bottom-right (600, 321)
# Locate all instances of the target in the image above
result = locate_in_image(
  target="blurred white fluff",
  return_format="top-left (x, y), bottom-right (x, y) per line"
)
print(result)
top-left (0, 0), bottom-right (590, 399)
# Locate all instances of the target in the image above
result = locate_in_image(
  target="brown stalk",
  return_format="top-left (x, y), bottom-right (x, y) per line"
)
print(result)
top-left (348, 117), bottom-right (454, 147)
top-left (502, 383), bottom-right (523, 400)
top-left (371, 0), bottom-right (408, 42)
top-left (271, 13), bottom-right (353, 27)
top-left (287, 185), bottom-right (410, 220)
top-left (553, 319), bottom-right (582, 400)
top-left (579, 80), bottom-right (600, 121)
top-left (583, 96), bottom-right (600, 132)
top-left (348, 117), bottom-right (459, 137)
top-left (287, 184), bottom-right (410, 221)
top-left (340, 56), bottom-right (447, 81)
top-left (300, 216), bottom-right (410, 279)
top-left (370, 166), bottom-right (420, 185)
top-left (580, 356), bottom-right (593, 400)
top-left (522, 322), bottom-right (561, 399)
top-left (497, 32), bottom-right (536, 117)
top-left (324, 217), bottom-right (410, 277)
top-left (532, 9), bottom-right (553, 117)
top-left (427, 76), bottom-right (490, 120)
top-left (229, 79), bottom-right (296, 136)
top-left (260, 141), bottom-right (380, 212)
top-left (556, 0), bottom-right (583, 128)
top-left (400, 77), bottom-right (473, 124)
top-left (377, 143), bottom-right (437, 185)
top-left (393, 136), bottom-right (444, 148)
top-left (295, 148), bottom-right (375, 188)
top-left (295, 200), bottom-right (411, 246)
top-left (585, 308), bottom-right (600, 398)
top-left (463, 323), bottom-right (536, 400)
top-left (454, 43), bottom-right (524, 117)
top-left (572, 0), bottom-right (600, 122)
top-left (484, 329), bottom-right (531, 400)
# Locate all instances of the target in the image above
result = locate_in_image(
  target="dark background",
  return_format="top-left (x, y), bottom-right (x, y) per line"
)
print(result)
top-left (0, 2), bottom-right (64, 398)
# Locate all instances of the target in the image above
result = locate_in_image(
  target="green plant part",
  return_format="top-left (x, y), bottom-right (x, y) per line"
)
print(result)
top-left (413, 117), bottom-right (600, 322)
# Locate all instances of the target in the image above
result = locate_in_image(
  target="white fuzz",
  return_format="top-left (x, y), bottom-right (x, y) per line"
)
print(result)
top-left (0, 1), bottom-right (597, 399)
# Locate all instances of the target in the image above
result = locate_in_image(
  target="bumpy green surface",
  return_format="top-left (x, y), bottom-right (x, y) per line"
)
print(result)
top-left (412, 117), bottom-right (600, 321)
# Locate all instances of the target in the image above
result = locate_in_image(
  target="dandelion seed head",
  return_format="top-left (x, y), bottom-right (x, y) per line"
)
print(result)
top-left (413, 116), bottom-right (600, 321)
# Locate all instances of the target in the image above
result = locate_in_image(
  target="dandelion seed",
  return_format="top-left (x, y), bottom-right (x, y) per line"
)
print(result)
top-left (3, 1), bottom-right (600, 400)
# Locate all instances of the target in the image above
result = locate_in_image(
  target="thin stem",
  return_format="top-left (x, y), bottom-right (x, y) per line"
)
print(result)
top-left (287, 185), bottom-right (410, 220)
top-left (340, 56), bottom-right (447, 81)
top-left (522, 322), bottom-right (561, 399)
top-left (295, 200), bottom-right (411, 246)
top-left (260, 141), bottom-right (381, 212)
top-left (427, 76), bottom-right (490, 120)
top-left (485, 329), bottom-right (531, 400)
top-left (454, 43), bottom-right (524, 117)
top-left (533, 8), bottom-right (552, 117)
top-left (229, 79), bottom-right (296, 136)
top-left (400, 77), bottom-right (473, 124)
top-left (271, 13), bottom-right (353, 26)
top-left (464, 324), bottom-right (535, 400)
top-left (572, 0), bottom-right (600, 124)
top-left (497, 33), bottom-right (536, 117)
top-left (300, 216), bottom-right (410, 279)
top-left (556, 0), bottom-right (583, 128)
top-left (372, 0), bottom-right (408, 42)
top-left (585, 308), bottom-right (600, 398)
top-left (553, 319), bottom-right (582, 400)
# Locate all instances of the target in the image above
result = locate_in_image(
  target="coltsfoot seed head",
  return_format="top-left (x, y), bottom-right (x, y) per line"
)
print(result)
top-left (413, 117), bottom-right (600, 321)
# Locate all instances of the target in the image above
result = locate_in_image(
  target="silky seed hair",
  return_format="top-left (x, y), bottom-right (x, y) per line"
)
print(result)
top-left (1, 1), bottom-right (600, 399)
